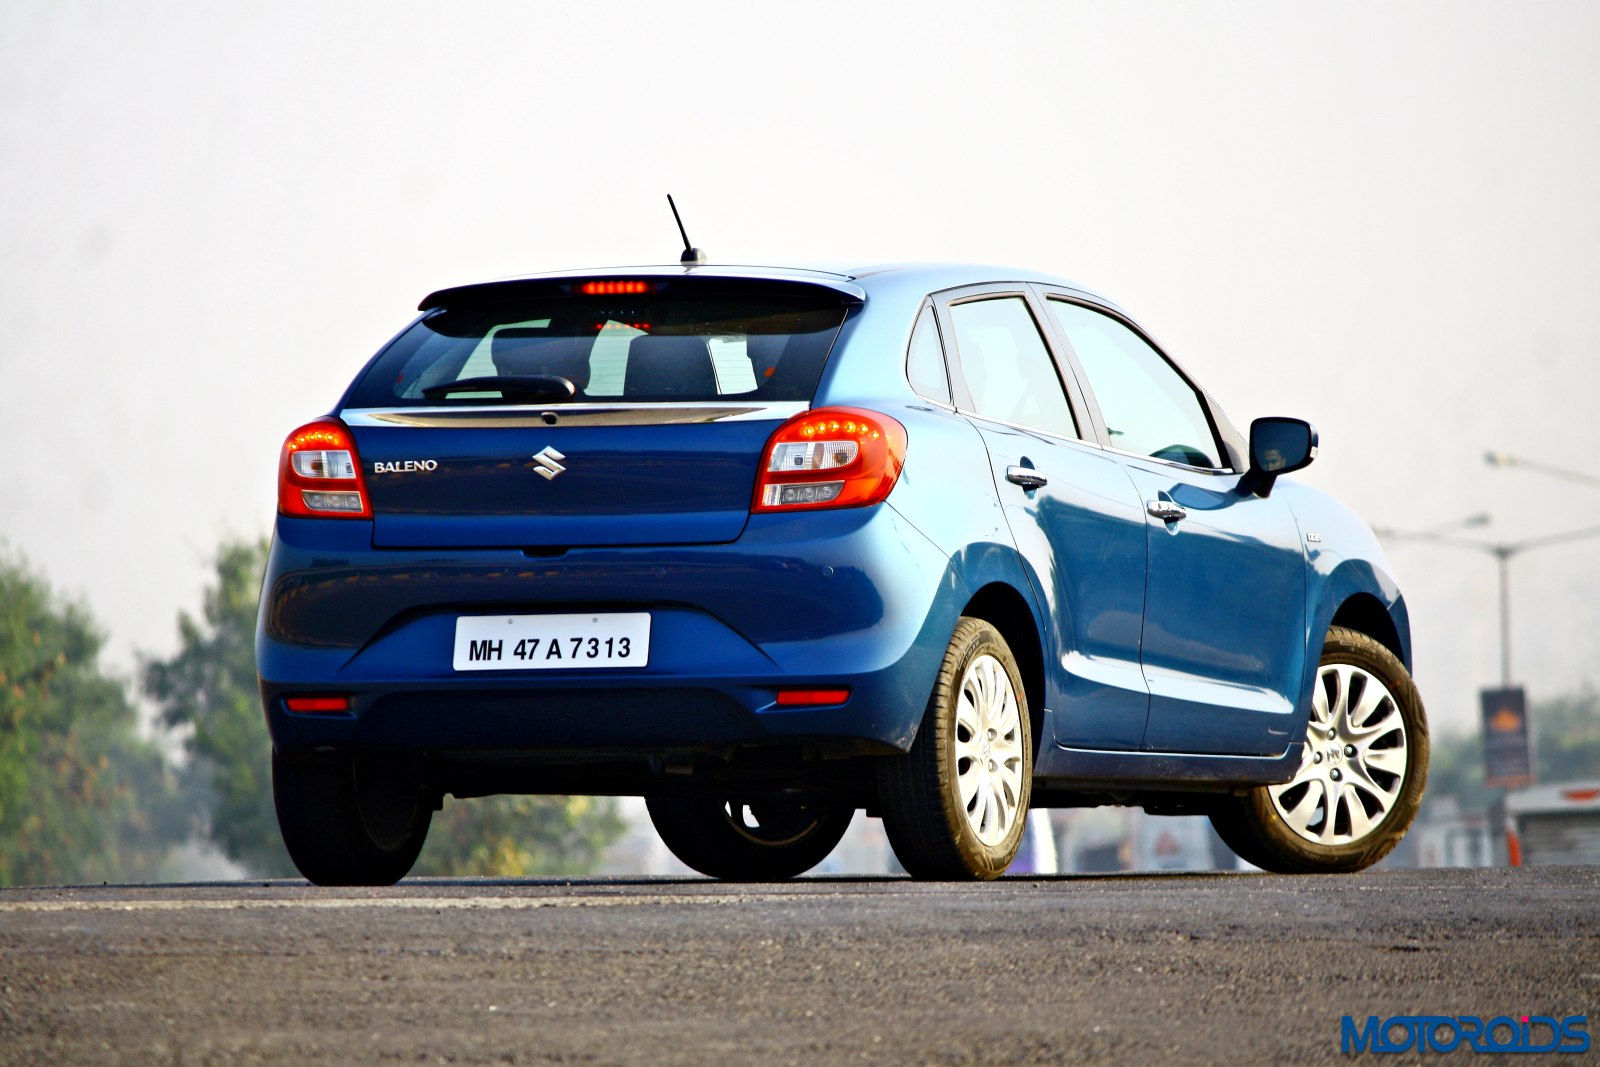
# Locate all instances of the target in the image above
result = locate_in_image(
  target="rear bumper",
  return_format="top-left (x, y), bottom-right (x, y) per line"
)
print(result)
top-left (257, 504), bottom-right (960, 769)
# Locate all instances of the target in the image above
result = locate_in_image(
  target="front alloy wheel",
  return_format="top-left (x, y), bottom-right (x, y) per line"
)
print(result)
top-left (1270, 661), bottom-right (1410, 845)
top-left (1210, 626), bottom-right (1428, 873)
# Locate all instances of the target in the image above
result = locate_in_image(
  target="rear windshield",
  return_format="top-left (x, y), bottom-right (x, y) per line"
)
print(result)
top-left (345, 285), bottom-right (851, 408)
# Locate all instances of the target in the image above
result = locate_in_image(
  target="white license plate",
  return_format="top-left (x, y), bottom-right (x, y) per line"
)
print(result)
top-left (452, 613), bottom-right (651, 671)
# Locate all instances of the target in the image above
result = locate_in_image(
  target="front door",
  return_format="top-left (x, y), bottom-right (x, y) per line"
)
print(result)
top-left (1044, 297), bottom-right (1310, 756)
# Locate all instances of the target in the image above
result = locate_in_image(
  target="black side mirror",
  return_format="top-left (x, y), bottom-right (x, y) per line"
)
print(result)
top-left (1239, 417), bottom-right (1317, 498)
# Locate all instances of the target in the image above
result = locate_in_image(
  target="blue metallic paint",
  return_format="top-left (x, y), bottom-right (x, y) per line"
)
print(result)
top-left (1124, 459), bottom-right (1309, 757)
top-left (258, 261), bottom-right (1413, 804)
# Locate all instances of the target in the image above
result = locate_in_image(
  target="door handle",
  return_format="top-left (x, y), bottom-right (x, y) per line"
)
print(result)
top-left (1005, 466), bottom-right (1049, 490)
top-left (1146, 499), bottom-right (1188, 522)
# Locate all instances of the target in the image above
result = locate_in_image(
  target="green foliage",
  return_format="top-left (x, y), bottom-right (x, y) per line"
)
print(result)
top-left (144, 536), bottom-right (627, 878)
top-left (417, 794), bottom-right (627, 877)
top-left (1530, 686), bottom-right (1600, 784)
top-left (0, 549), bottom-right (181, 886)
top-left (143, 538), bottom-right (290, 875)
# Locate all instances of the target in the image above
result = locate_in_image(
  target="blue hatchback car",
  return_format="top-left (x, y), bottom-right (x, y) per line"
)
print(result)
top-left (258, 261), bottom-right (1428, 884)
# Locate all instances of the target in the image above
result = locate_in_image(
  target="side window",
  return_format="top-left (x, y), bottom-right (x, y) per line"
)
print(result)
top-left (906, 305), bottom-right (952, 405)
top-left (1048, 300), bottom-right (1220, 468)
top-left (947, 296), bottom-right (1077, 439)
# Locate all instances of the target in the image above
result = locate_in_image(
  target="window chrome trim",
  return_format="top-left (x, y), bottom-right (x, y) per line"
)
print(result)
top-left (1098, 441), bottom-right (1234, 476)
top-left (953, 408), bottom-right (1105, 451)
top-left (341, 401), bottom-right (809, 428)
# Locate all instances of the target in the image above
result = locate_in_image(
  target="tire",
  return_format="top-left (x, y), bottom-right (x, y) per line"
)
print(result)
top-left (645, 795), bottom-right (852, 880)
top-left (878, 617), bottom-right (1033, 879)
top-left (273, 749), bottom-right (432, 886)
top-left (1209, 626), bottom-right (1428, 873)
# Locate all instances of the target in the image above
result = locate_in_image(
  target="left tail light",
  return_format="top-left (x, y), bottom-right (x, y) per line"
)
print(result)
top-left (278, 417), bottom-right (372, 518)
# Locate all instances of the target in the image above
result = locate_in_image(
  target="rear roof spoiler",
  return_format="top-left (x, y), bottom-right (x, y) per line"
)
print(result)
top-left (419, 271), bottom-right (868, 311)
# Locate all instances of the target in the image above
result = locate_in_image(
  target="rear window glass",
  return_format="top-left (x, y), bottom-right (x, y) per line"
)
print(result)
top-left (346, 286), bottom-right (850, 407)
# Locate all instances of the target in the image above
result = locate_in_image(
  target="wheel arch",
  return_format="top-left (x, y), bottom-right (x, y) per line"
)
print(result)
top-left (960, 582), bottom-right (1046, 754)
top-left (1329, 592), bottom-right (1406, 668)
top-left (1294, 558), bottom-right (1414, 754)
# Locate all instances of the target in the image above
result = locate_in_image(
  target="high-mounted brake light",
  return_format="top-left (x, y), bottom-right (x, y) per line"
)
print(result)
top-left (278, 417), bottom-right (372, 518)
top-left (753, 407), bottom-right (907, 512)
top-left (580, 280), bottom-right (653, 295)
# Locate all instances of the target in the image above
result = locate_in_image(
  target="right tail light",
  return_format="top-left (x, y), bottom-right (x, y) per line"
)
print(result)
top-left (753, 407), bottom-right (906, 512)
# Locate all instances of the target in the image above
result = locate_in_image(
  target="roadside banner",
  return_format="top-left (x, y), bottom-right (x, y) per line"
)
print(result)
top-left (1481, 686), bottom-right (1534, 789)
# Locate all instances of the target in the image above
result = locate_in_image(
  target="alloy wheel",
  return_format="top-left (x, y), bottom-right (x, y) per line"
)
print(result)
top-left (1269, 662), bottom-right (1410, 845)
top-left (953, 653), bottom-right (1026, 846)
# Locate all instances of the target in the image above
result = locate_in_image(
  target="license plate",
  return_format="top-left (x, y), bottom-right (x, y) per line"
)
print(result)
top-left (452, 613), bottom-right (651, 671)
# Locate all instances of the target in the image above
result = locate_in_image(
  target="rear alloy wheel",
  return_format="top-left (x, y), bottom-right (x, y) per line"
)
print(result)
top-left (273, 749), bottom-right (432, 886)
top-left (1210, 626), bottom-right (1428, 873)
top-left (878, 617), bottom-right (1032, 879)
top-left (645, 796), bottom-right (852, 880)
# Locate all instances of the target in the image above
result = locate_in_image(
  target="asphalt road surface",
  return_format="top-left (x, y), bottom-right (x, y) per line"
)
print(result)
top-left (2, 866), bottom-right (1597, 1066)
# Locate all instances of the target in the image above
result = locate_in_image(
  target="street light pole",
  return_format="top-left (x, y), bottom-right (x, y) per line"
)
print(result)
top-left (1495, 546), bottom-right (1512, 689)
top-left (1371, 520), bottom-right (1600, 687)
top-left (1477, 452), bottom-right (1600, 685)
top-left (1484, 451), bottom-right (1600, 490)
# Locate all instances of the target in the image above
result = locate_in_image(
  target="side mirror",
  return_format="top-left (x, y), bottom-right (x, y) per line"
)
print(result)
top-left (1239, 417), bottom-right (1317, 498)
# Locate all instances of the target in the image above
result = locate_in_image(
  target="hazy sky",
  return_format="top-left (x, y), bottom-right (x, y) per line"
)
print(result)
top-left (2, 1), bottom-right (1597, 737)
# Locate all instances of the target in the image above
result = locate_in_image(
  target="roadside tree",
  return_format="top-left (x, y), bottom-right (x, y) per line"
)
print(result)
top-left (0, 548), bottom-right (181, 885)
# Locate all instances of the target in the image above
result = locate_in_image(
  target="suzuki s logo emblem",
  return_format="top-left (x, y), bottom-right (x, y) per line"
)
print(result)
top-left (531, 446), bottom-right (566, 480)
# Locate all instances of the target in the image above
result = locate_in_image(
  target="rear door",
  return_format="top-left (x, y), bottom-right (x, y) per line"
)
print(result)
top-left (935, 287), bottom-right (1152, 750)
top-left (340, 278), bottom-right (853, 549)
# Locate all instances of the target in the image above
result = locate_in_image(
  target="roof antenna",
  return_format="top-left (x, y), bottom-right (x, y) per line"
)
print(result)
top-left (667, 194), bottom-right (706, 265)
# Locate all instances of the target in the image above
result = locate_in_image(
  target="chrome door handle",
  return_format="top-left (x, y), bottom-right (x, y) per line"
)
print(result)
top-left (1146, 500), bottom-right (1188, 522)
top-left (1005, 466), bottom-right (1049, 490)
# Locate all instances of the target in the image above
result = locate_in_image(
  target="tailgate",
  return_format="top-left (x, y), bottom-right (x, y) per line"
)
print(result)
top-left (349, 405), bottom-right (795, 548)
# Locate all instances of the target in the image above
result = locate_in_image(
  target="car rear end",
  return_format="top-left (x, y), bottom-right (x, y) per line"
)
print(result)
top-left (257, 268), bottom-right (953, 803)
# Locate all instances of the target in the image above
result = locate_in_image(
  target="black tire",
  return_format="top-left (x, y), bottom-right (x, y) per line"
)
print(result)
top-left (273, 749), bottom-right (432, 886)
top-left (645, 795), bottom-right (852, 880)
top-left (1209, 626), bottom-right (1429, 873)
top-left (878, 617), bottom-right (1033, 879)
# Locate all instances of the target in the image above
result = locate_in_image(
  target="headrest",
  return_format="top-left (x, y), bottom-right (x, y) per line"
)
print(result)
top-left (624, 335), bottom-right (717, 398)
top-left (491, 329), bottom-right (590, 388)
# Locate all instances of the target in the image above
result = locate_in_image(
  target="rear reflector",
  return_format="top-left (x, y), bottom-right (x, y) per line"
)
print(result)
top-left (284, 696), bottom-right (351, 714)
top-left (278, 417), bottom-right (372, 519)
top-left (753, 407), bottom-right (906, 512)
top-left (775, 688), bottom-right (852, 707)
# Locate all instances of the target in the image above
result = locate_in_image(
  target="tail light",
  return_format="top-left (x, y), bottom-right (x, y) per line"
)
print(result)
top-left (754, 407), bottom-right (906, 512)
top-left (278, 417), bottom-right (372, 518)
